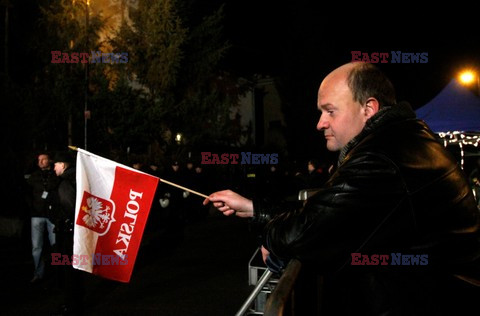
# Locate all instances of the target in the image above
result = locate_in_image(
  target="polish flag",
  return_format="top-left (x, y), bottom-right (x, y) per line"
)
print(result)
top-left (73, 148), bottom-right (159, 282)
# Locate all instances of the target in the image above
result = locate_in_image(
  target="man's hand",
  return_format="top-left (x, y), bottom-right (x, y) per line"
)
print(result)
top-left (203, 190), bottom-right (254, 218)
top-left (261, 245), bottom-right (270, 263)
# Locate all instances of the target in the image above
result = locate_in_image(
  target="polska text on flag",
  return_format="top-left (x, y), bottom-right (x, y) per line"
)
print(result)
top-left (73, 149), bottom-right (159, 282)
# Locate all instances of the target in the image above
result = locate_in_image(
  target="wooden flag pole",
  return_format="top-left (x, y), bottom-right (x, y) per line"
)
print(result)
top-left (68, 146), bottom-right (210, 199)
top-left (158, 178), bottom-right (209, 199)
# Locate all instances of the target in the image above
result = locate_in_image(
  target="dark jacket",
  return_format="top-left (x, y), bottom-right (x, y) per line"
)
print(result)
top-left (254, 102), bottom-right (480, 315)
top-left (53, 167), bottom-right (76, 232)
top-left (27, 168), bottom-right (60, 218)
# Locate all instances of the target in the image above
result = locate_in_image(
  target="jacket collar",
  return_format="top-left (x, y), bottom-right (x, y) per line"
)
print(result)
top-left (338, 102), bottom-right (416, 165)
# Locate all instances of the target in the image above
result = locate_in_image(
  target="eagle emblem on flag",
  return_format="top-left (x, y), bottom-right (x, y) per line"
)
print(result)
top-left (76, 191), bottom-right (116, 236)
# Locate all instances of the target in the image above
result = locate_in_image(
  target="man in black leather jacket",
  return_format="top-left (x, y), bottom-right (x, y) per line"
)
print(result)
top-left (205, 62), bottom-right (480, 315)
top-left (52, 151), bottom-right (84, 315)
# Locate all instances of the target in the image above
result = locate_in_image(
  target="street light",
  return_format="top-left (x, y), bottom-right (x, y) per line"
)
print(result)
top-left (459, 70), bottom-right (474, 84)
top-left (175, 133), bottom-right (183, 144)
top-left (458, 69), bottom-right (480, 95)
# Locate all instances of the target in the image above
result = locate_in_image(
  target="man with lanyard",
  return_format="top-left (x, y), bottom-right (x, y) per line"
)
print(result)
top-left (27, 152), bottom-right (60, 283)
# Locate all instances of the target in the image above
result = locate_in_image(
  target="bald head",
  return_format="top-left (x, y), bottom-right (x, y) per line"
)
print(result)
top-left (326, 62), bottom-right (396, 107)
top-left (321, 63), bottom-right (359, 91)
top-left (319, 62), bottom-right (360, 107)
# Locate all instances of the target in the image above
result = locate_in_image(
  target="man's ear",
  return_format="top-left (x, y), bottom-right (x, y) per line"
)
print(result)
top-left (364, 97), bottom-right (379, 119)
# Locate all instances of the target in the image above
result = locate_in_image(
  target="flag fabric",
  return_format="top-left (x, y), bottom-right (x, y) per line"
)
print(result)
top-left (73, 148), bottom-right (159, 282)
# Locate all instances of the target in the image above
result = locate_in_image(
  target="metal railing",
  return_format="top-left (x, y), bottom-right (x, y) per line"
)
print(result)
top-left (236, 188), bottom-right (323, 316)
top-left (235, 269), bottom-right (274, 316)
top-left (236, 258), bottom-right (321, 316)
top-left (263, 259), bottom-right (302, 316)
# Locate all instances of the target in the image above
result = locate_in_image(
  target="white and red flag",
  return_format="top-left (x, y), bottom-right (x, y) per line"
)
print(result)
top-left (73, 148), bottom-right (159, 282)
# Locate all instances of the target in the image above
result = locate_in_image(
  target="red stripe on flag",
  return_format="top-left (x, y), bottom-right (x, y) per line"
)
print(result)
top-left (92, 166), bottom-right (159, 282)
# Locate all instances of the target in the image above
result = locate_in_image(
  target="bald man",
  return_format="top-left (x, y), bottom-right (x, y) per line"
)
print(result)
top-left (205, 63), bottom-right (480, 315)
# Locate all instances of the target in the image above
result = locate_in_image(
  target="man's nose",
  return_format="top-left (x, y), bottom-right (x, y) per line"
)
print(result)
top-left (317, 116), bottom-right (329, 130)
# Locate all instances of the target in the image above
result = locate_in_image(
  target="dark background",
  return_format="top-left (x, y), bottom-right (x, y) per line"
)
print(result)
top-left (1, 2), bottom-right (480, 315)
top-left (2, 0), bottom-right (480, 223)
top-left (2, 1), bottom-right (480, 163)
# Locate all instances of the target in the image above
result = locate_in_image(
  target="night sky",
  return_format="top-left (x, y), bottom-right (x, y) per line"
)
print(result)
top-left (216, 1), bottom-right (480, 108)
top-left (2, 1), bottom-right (480, 165)
top-left (4, 1), bottom-right (480, 111)
top-left (4, 2), bottom-right (480, 100)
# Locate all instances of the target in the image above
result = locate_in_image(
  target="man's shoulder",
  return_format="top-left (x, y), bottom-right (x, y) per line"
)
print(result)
top-left (61, 168), bottom-right (76, 182)
top-left (359, 118), bottom-right (432, 151)
top-left (27, 169), bottom-right (49, 181)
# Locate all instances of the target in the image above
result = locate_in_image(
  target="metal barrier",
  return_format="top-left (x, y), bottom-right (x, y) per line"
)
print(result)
top-left (235, 268), bottom-right (273, 316)
top-left (236, 247), bottom-right (278, 315)
top-left (263, 259), bottom-right (302, 316)
top-left (236, 258), bottom-right (306, 316)
top-left (236, 188), bottom-right (322, 315)
top-left (298, 189), bottom-right (321, 201)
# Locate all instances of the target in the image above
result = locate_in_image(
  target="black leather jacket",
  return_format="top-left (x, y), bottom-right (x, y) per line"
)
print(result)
top-left (254, 102), bottom-right (480, 314)
top-left (52, 167), bottom-right (76, 233)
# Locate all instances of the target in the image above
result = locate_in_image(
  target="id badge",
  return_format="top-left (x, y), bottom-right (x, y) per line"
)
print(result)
top-left (41, 191), bottom-right (49, 199)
